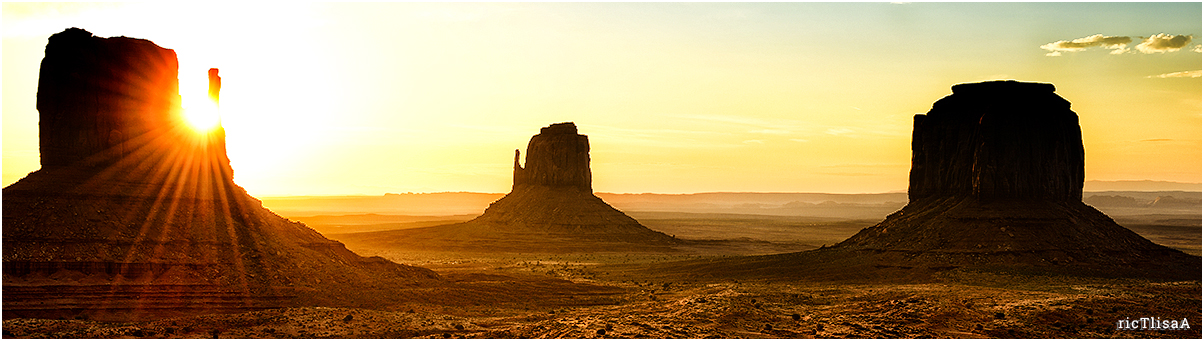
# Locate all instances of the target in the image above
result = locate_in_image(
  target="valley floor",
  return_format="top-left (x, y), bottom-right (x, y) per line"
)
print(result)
top-left (4, 210), bottom-right (1199, 338)
top-left (4, 251), bottom-right (1200, 339)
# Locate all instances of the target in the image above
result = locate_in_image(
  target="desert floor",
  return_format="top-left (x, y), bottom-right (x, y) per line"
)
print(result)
top-left (4, 212), bottom-right (1199, 338)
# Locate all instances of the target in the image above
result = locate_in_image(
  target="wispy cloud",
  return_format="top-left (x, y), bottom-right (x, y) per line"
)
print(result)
top-left (1136, 33), bottom-right (1194, 53)
top-left (1194, 45), bottom-right (1202, 53)
top-left (1147, 70), bottom-right (1202, 79)
top-left (1040, 34), bottom-right (1132, 56)
top-left (1041, 33), bottom-right (1195, 56)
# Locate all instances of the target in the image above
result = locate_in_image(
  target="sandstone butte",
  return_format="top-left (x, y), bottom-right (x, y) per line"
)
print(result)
top-left (347, 122), bottom-right (678, 253)
top-left (2, 28), bottom-right (438, 321)
top-left (645, 81), bottom-right (1200, 281)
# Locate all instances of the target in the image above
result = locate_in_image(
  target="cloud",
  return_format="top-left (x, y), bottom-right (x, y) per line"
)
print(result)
top-left (1136, 33), bottom-right (1193, 53)
top-left (1040, 34), bottom-right (1132, 56)
top-left (742, 140), bottom-right (765, 144)
top-left (1147, 70), bottom-right (1202, 78)
top-left (1195, 44), bottom-right (1202, 53)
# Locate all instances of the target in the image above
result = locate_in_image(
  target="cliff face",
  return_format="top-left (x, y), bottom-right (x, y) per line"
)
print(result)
top-left (37, 28), bottom-right (184, 169)
top-left (3, 28), bottom-right (436, 321)
top-left (908, 81), bottom-right (1084, 202)
top-left (513, 122), bottom-right (592, 191)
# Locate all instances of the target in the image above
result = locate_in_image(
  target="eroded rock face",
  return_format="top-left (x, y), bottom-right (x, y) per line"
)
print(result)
top-left (513, 122), bottom-right (592, 191)
top-left (908, 81), bottom-right (1084, 202)
top-left (4, 28), bottom-right (437, 321)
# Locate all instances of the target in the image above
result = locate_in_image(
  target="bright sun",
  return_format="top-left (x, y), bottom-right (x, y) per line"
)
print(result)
top-left (183, 99), bottom-right (221, 132)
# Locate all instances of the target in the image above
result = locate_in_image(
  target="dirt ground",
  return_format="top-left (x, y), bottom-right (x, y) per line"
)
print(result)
top-left (4, 251), bottom-right (1199, 339)
top-left (4, 212), bottom-right (1199, 338)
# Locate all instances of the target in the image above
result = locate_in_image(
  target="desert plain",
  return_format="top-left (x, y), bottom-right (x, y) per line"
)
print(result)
top-left (5, 190), bottom-right (1199, 339)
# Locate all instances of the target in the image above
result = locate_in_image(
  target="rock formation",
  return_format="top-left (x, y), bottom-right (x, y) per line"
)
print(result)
top-left (645, 81), bottom-right (1198, 281)
top-left (832, 80), bottom-right (1196, 273)
top-left (343, 123), bottom-right (676, 252)
top-left (3, 28), bottom-right (437, 321)
top-left (512, 122), bottom-right (592, 191)
top-left (907, 81), bottom-right (1083, 202)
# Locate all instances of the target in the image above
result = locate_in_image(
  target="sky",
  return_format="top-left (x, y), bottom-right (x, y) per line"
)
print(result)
top-left (3, 2), bottom-right (1201, 196)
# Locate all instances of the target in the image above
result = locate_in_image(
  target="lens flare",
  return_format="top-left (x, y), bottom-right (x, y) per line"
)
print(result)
top-left (184, 99), bottom-right (221, 132)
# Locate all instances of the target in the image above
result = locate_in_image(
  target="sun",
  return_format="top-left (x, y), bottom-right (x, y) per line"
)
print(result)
top-left (183, 98), bottom-right (221, 132)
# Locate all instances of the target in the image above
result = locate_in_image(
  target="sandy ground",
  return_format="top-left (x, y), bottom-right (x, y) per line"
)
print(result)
top-left (4, 212), bottom-right (1199, 338)
top-left (4, 252), bottom-right (1199, 339)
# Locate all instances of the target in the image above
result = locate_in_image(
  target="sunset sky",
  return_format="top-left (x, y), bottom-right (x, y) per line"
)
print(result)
top-left (3, 2), bottom-right (1200, 196)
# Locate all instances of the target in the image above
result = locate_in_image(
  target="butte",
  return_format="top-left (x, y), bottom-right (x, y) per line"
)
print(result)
top-left (336, 122), bottom-right (678, 253)
top-left (2, 28), bottom-right (437, 321)
top-left (645, 80), bottom-right (1200, 280)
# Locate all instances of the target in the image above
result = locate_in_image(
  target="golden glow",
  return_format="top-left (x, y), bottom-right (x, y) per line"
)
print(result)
top-left (2, 3), bottom-right (1200, 196)
top-left (183, 99), bottom-right (221, 133)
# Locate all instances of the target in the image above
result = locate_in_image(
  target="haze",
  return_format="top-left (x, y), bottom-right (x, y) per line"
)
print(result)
top-left (3, 2), bottom-right (1200, 196)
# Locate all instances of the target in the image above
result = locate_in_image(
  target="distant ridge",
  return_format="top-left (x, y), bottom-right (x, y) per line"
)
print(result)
top-left (1084, 180), bottom-right (1201, 192)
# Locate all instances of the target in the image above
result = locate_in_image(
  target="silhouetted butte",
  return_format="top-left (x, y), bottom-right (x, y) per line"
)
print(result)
top-left (642, 81), bottom-right (1199, 280)
top-left (2, 28), bottom-right (437, 321)
top-left (337, 122), bottom-right (677, 253)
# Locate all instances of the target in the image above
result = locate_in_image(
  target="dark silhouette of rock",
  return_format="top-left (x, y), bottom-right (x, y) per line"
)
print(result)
top-left (37, 28), bottom-right (183, 169)
top-left (337, 122), bottom-right (676, 252)
top-left (465, 123), bottom-right (676, 244)
top-left (908, 81), bottom-right (1083, 202)
top-left (835, 81), bottom-right (1194, 268)
top-left (643, 81), bottom-right (1198, 280)
top-left (512, 122), bottom-right (592, 191)
top-left (834, 81), bottom-right (1186, 260)
top-left (3, 28), bottom-right (437, 321)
